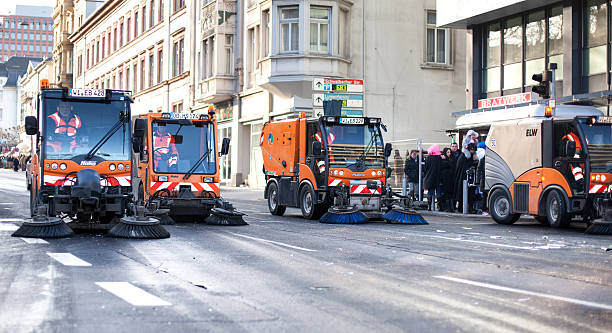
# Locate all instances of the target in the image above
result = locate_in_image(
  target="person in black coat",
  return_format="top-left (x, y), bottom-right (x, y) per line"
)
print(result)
top-left (404, 150), bottom-right (419, 199)
top-left (454, 143), bottom-right (478, 213)
top-left (440, 148), bottom-right (455, 212)
top-left (424, 145), bottom-right (442, 211)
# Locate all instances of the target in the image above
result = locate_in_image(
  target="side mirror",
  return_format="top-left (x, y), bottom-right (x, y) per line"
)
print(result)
top-left (312, 141), bottom-right (322, 156)
top-left (133, 118), bottom-right (146, 139)
top-left (25, 116), bottom-right (38, 135)
top-left (172, 135), bottom-right (183, 145)
top-left (132, 137), bottom-right (143, 153)
top-left (384, 143), bottom-right (392, 157)
top-left (220, 137), bottom-right (230, 156)
top-left (565, 140), bottom-right (576, 157)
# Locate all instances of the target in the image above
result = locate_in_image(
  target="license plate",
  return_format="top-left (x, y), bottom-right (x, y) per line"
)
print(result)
top-left (598, 116), bottom-right (612, 124)
top-left (68, 89), bottom-right (106, 98)
top-left (340, 117), bottom-right (365, 125)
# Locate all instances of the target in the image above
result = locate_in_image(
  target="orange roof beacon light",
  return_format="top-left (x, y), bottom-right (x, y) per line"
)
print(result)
top-left (40, 79), bottom-right (49, 89)
top-left (544, 106), bottom-right (553, 117)
top-left (299, 112), bottom-right (306, 118)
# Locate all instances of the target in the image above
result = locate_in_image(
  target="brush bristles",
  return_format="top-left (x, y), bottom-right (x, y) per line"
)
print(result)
top-left (584, 222), bottom-right (612, 235)
top-left (206, 212), bottom-right (248, 226)
top-left (11, 222), bottom-right (74, 238)
top-left (108, 222), bottom-right (170, 239)
top-left (383, 209), bottom-right (429, 224)
top-left (320, 210), bottom-right (369, 224)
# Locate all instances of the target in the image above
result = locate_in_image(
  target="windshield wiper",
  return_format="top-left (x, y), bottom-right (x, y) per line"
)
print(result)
top-left (183, 149), bottom-right (212, 180)
top-left (85, 111), bottom-right (128, 160)
top-left (353, 130), bottom-right (378, 169)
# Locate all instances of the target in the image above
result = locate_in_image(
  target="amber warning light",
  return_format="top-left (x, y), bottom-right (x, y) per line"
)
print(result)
top-left (40, 79), bottom-right (49, 89)
top-left (544, 106), bottom-right (553, 117)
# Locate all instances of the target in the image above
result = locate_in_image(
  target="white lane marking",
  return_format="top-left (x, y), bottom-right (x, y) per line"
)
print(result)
top-left (434, 275), bottom-right (612, 311)
top-left (47, 253), bottom-right (92, 267)
top-left (231, 233), bottom-right (317, 252)
top-left (95, 282), bottom-right (172, 306)
top-left (0, 224), bottom-right (18, 231)
top-left (21, 238), bottom-right (49, 244)
top-left (0, 218), bottom-right (27, 222)
top-left (416, 234), bottom-right (533, 250)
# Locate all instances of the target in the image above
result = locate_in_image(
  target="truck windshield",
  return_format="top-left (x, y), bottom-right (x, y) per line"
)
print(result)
top-left (151, 120), bottom-right (216, 174)
top-left (44, 98), bottom-right (130, 162)
top-left (323, 123), bottom-right (384, 168)
top-left (579, 122), bottom-right (612, 173)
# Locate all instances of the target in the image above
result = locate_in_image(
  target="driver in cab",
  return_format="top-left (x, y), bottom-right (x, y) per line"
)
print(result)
top-left (152, 123), bottom-right (178, 172)
top-left (47, 102), bottom-right (82, 152)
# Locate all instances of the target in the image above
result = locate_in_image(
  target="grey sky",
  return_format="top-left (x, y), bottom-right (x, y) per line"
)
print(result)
top-left (0, 0), bottom-right (55, 16)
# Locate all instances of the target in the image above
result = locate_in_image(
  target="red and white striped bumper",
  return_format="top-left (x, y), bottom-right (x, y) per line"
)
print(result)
top-left (43, 175), bottom-right (131, 186)
top-left (150, 182), bottom-right (220, 193)
top-left (589, 184), bottom-right (611, 194)
top-left (350, 184), bottom-right (381, 195)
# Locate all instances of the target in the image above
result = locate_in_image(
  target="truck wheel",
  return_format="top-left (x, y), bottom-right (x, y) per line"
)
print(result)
top-left (546, 190), bottom-right (570, 228)
top-left (300, 184), bottom-right (324, 220)
top-left (267, 182), bottom-right (286, 216)
top-left (489, 190), bottom-right (520, 225)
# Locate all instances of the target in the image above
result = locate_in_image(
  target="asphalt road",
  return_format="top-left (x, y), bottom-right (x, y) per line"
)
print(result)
top-left (0, 168), bottom-right (610, 333)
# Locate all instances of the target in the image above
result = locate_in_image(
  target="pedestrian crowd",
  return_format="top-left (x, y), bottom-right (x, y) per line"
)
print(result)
top-left (390, 130), bottom-right (488, 215)
top-left (0, 153), bottom-right (28, 172)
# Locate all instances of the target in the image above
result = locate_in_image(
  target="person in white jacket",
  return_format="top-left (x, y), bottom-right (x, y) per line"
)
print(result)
top-left (462, 130), bottom-right (479, 158)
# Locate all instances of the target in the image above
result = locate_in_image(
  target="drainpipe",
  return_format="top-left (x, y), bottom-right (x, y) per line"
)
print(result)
top-left (189, 0), bottom-right (197, 111)
top-left (166, 1), bottom-right (171, 113)
top-left (362, 0), bottom-right (365, 113)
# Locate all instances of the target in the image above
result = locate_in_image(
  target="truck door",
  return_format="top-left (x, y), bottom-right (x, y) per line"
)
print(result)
top-left (306, 121), bottom-right (325, 188)
top-left (553, 122), bottom-right (586, 195)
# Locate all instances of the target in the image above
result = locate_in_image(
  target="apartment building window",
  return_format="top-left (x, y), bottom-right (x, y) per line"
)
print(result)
top-left (172, 101), bottom-right (183, 113)
top-left (127, 17), bottom-right (132, 42)
top-left (585, 0), bottom-right (607, 75)
top-left (201, 37), bottom-right (215, 79)
top-left (173, 37), bottom-right (184, 77)
top-left (142, 6), bottom-right (147, 32)
top-left (173, 0), bottom-right (185, 13)
top-left (225, 35), bottom-right (233, 74)
top-left (159, 0), bottom-right (164, 22)
top-left (280, 7), bottom-right (299, 53)
top-left (113, 27), bottom-right (117, 51)
top-left (502, 17), bottom-right (522, 91)
top-left (310, 7), bottom-right (330, 53)
top-left (126, 67), bottom-right (131, 91)
top-left (150, 0), bottom-right (155, 28)
top-left (112, 75), bottom-right (116, 89)
top-left (10, 32), bottom-right (14, 40)
top-left (96, 40), bottom-right (100, 63)
top-left (134, 10), bottom-right (139, 37)
top-left (425, 11), bottom-right (449, 64)
top-left (262, 10), bottom-right (270, 57)
top-left (77, 54), bottom-right (83, 75)
top-left (102, 36), bottom-right (105, 58)
top-left (157, 48), bottom-right (163, 83)
top-left (133, 63), bottom-right (138, 92)
top-left (149, 53), bottom-right (154, 87)
top-left (86, 49), bottom-right (90, 68)
top-left (140, 59), bottom-right (145, 91)
top-left (120, 22), bottom-right (124, 47)
top-left (118, 70), bottom-right (123, 89)
top-left (17, 32), bottom-right (21, 40)
top-left (107, 78), bottom-right (110, 89)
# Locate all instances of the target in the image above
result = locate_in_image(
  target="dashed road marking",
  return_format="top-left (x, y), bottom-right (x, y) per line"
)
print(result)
top-left (414, 234), bottom-right (534, 250)
top-left (47, 252), bottom-right (92, 266)
top-left (21, 238), bottom-right (49, 244)
top-left (95, 282), bottom-right (172, 306)
top-left (0, 224), bottom-right (18, 231)
top-left (434, 275), bottom-right (612, 311)
top-left (231, 233), bottom-right (317, 252)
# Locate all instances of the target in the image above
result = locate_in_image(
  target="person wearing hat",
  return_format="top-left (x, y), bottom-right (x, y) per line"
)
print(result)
top-left (462, 130), bottom-right (479, 158)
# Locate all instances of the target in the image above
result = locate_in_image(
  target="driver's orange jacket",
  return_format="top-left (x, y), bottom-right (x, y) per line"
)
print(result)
top-left (153, 133), bottom-right (178, 169)
top-left (562, 132), bottom-right (584, 183)
top-left (47, 112), bottom-right (82, 152)
top-left (313, 132), bottom-right (336, 172)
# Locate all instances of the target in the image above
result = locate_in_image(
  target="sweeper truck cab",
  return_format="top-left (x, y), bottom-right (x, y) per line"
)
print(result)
top-left (261, 114), bottom-right (427, 224)
top-left (23, 88), bottom-right (135, 229)
top-left (457, 101), bottom-right (612, 234)
top-left (131, 108), bottom-right (245, 225)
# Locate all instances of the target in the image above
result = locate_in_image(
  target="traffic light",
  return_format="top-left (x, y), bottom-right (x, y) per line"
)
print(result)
top-left (532, 70), bottom-right (551, 99)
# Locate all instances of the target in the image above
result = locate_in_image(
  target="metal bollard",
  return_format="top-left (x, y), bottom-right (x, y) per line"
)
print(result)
top-left (463, 180), bottom-right (468, 214)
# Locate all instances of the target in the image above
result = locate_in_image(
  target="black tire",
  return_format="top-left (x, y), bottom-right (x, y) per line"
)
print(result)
top-left (300, 184), bottom-right (324, 220)
top-left (546, 190), bottom-right (570, 228)
top-left (489, 190), bottom-right (520, 225)
top-left (267, 182), bottom-right (286, 216)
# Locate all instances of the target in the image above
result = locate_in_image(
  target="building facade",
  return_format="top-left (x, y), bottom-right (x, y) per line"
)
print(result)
top-left (438, 0), bottom-right (612, 112)
top-left (0, 56), bottom-right (42, 129)
top-left (17, 59), bottom-right (53, 151)
top-left (53, 0), bottom-right (75, 88)
top-left (0, 6), bottom-right (54, 62)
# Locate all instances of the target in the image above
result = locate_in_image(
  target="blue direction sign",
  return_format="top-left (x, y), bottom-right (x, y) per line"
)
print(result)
top-left (312, 93), bottom-right (363, 108)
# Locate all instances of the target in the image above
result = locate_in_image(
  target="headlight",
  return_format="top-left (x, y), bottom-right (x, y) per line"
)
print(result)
top-left (158, 176), bottom-right (168, 181)
top-left (334, 170), bottom-right (338, 175)
top-left (59, 163), bottom-right (67, 170)
top-left (596, 174), bottom-right (601, 181)
top-left (45, 163), bottom-right (50, 168)
top-left (371, 171), bottom-right (376, 176)
top-left (51, 163), bottom-right (58, 170)
top-left (339, 170), bottom-right (344, 176)
top-left (602, 175), bottom-right (607, 182)
top-left (117, 163), bottom-right (124, 171)
top-left (109, 164), bottom-right (116, 171)
top-left (377, 170), bottom-right (382, 175)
